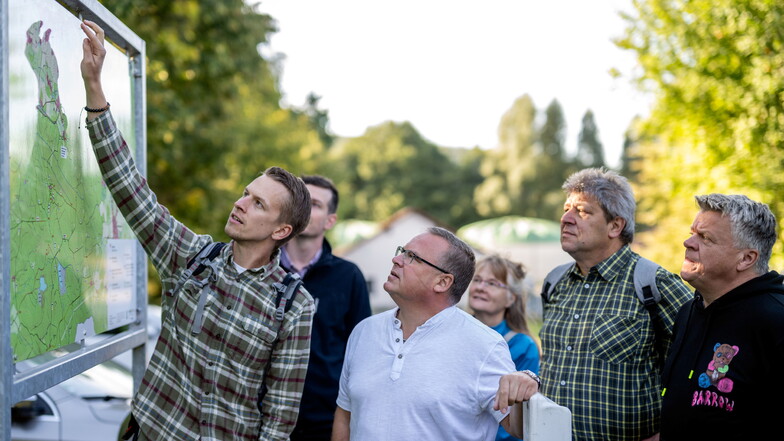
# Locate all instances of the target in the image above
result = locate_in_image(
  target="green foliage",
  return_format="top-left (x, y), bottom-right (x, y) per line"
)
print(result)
top-left (475, 96), bottom-right (572, 221)
top-left (475, 95), bottom-right (537, 217)
top-left (619, 116), bottom-right (644, 183)
top-left (103, 0), bottom-right (323, 239)
top-left (576, 110), bottom-right (606, 169)
top-left (618, 0), bottom-right (784, 271)
top-left (302, 92), bottom-right (335, 148)
top-left (324, 121), bottom-right (479, 227)
top-left (537, 100), bottom-right (574, 219)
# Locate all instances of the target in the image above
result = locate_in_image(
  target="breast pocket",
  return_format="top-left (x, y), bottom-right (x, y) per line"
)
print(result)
top-left (225, 315), bottom-right (279, 370)
top-left (589, 314), bottom-right (644, 365)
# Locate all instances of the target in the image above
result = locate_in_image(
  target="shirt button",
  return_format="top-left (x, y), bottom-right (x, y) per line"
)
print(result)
top-left (573, 314), bottom-right (580, 319)
top-left (227, 305), bottom-right (232, 310)
top-left (398, 354), bottom-right (403, 359)
top-left (394, 320), bottom-right (399, 324)
top-left (208, 362), bottom-right (214, 366)
top-left (560, 380), bottom-right (566, 386)
top-left (566, 345), bottom-right (573, 351)
top-left (201, 420), bottom-right (207, 425)
top-left (395, 338), bottom-right (400, 342)
top-left (205, 391), bottom-right (210, 395)
top-left (584, 283), bottom-right (590, 288)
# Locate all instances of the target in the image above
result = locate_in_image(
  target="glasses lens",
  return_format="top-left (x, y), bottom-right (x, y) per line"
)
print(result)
top-left (396, 247), bottom-right (412, 264)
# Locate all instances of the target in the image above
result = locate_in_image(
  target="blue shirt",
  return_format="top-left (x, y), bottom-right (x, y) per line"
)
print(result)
top-left (490, 320), bottom-right (540, 441)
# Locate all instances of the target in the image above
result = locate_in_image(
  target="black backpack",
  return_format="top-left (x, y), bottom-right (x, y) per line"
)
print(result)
top-left (179, 242), bottom-right (302, 326)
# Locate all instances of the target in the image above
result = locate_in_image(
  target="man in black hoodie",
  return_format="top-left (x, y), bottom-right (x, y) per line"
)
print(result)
top-left (661, 194), bottom-right (784, 440)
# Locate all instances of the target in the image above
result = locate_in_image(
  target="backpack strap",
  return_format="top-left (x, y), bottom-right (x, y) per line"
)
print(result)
top-left (634, 257), bottom-right (661, 308)
top-left (541, 262), bottom-right (574, 304)
top-left (170, 242), bottom-right (226, 296)
top-left (258, 271), bottom-right (304, 412)
top-left (633, 256), bottom-right (666, 364)
top-left (169, 242), bottom-right (226, 335)
top-left (272, 272), bottom-right (303, 322)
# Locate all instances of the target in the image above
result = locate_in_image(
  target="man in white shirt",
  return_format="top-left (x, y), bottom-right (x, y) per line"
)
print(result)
top-left (332, 227), bottom-right (540, 441)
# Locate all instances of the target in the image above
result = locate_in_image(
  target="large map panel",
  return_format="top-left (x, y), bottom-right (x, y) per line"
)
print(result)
top-left (9, 0), bottom-right (139, 362)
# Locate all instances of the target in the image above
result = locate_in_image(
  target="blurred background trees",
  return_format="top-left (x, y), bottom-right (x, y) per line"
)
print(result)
top-left (322, 120), bottom-right (478, 225)
top-left (618, 0), bottom-right (784, 271)
top-left (104, 0), bottom-right (323, 239)
top-left (103, 0), bottom-right (783, 294)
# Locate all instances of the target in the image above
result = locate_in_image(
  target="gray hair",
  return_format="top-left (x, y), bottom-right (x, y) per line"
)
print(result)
top-left (695, 194), bottom-right (777, 274)
top-left (563, 167), bottom-right (636, 244)
top-left (427, 227), bottom-right (476, 304)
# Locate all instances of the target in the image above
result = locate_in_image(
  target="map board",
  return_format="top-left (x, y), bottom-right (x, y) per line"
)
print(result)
top-left (8, 0), bottom-right (139, 362)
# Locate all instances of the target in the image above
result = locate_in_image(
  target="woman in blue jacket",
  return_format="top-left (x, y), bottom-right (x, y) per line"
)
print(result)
top-left (469, 254), bottom-right (540, 441)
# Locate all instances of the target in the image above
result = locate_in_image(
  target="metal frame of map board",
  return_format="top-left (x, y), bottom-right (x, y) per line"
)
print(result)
top-left (1, 0), bottom-right (147, 439)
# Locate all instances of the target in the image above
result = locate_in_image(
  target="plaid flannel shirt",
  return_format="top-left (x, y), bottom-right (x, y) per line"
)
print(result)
top-left (539, 245), bottom-right (692, 441)
top-left (87, 111), bottom-right (314, 440)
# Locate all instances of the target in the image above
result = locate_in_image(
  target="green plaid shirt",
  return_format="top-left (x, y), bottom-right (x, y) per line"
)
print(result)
top-left (539, 245), bottom-right (691, 441)
top-left (87, 112), bottom-right (314, 440)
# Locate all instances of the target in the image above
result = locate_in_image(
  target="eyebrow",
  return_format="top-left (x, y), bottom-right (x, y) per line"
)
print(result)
top-left (245, 187), bottom-right (269, 208)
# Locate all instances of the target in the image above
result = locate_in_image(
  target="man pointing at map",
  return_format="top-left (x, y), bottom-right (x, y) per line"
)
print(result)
top-left (79, 20), bottom-right (315, 440)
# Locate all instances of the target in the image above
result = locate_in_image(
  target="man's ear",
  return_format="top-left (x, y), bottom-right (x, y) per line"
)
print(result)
top-left (608, 217), bottom-right (626, 239)
top-left (272, 224), bottom-right (293, 241)
top-left (325, 213), bottom-right (338, 231)
top-left (433, 273), bottom-right (454, 294)
top-left (736, 248), bottom-right (759, 272)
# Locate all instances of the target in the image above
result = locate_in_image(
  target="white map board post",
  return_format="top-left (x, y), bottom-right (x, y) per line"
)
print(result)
top-left (1, 1), bottom-right (148, 439)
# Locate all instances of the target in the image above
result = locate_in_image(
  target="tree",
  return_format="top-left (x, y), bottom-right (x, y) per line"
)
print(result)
top-left (445, 146), bottom-right (485, 227)
top-left (619, 116), bottom-right (644, 182)
top-left (535, 99), bottom-right (572, 219)
top-left (474, 94), bottom-right (537, 217)
top-left (617, 0), bottom-right (784, 270)
top-left (104, 0), bottom-right (323, 238)
top-left (474, 95), bottom-right (571, 221)
top-left (325, 121), bottom-right (468, 226)
top-left (303, 92), bottom-right (335, 148)
top-left (576, 110), bottom-right (606, 169)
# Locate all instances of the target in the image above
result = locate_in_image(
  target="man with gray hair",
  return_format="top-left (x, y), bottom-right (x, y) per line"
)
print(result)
top-left (332, 227), bottom-right (540, 440)
top-left (660, 194), bottom-right (784, 440)
top-left (539, 168), bottom-right (692, 441)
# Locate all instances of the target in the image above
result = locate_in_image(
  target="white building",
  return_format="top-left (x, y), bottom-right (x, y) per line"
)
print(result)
top-left (457, 216), bottom-right (572, 319)
top-left (335, 208), bottom-right (450, 313)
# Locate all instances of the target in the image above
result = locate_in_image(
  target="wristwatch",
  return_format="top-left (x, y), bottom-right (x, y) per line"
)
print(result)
top-left (520, 369), bottom-right (541, 387)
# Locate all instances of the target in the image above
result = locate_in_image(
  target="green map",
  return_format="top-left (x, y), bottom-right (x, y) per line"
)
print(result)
top-left (9, 10), bottom-right (139, 362)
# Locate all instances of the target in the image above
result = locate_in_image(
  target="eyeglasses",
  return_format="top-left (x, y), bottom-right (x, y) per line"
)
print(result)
top-left (395, 246), bottom-right (451, 275)
top-left (471, 277), bottom-right (508, 289)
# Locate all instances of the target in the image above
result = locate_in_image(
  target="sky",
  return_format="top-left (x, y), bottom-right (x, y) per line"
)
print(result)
top-left (257, 0), bottom-right (651, 167)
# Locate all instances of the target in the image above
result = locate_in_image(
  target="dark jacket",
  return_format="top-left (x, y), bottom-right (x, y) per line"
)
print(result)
top-left (660, 271), bottom-right (784, 440)
top-left (289, 240), bottom-right (371, 437)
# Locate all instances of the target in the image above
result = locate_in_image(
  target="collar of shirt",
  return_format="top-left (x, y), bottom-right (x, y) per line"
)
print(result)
top-left (225, 243), bottom-right (281, 276)
top-left (280, 246), bottom-right (322, 277)
top-left (568, 244), bottom-right (634, 283)
top-left (392, 306), bottom-right (456, 334)
top-left (490, 319), bottom-right (511, 336)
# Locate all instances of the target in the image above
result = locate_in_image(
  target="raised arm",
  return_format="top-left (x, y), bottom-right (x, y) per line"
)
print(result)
top-left (79, 20), bottom-right (109, 121)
